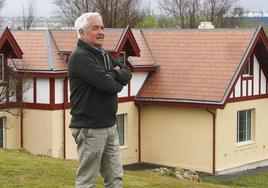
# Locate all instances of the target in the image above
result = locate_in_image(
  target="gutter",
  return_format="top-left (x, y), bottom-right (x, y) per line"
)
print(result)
top-left (206, 109), bottom-right (216, 175)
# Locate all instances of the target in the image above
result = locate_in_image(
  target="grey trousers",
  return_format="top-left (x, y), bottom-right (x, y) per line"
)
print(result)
top-left (71, 125), bottom-right (123, 188)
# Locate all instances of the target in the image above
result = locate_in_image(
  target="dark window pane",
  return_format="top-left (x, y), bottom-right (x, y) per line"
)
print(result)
top-left (237, 110), bottom-right (252, 143)
top-left (116, 115), bottom-right (125, 146)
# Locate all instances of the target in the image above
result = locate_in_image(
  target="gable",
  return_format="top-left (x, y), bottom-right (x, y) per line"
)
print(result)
top-left (227, 27), bottom-right (268, 103)
top-left (228, 54), bottom-right (268, 102)
top-left (0, 27), bottom-right (23, 59)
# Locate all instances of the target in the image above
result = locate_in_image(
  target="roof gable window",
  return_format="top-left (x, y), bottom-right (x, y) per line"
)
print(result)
top-left (243, 56), bottom-right (253, 77)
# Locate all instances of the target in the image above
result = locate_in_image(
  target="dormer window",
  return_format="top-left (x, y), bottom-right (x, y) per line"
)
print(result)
top-left (243, 60), bottom-right (250, 75)
top-left (0, 54), bottom-right (4, 81)
top-left (119, 52), bottom-right (126, 65)
top-left (243, 56), bottom-right (253, 77)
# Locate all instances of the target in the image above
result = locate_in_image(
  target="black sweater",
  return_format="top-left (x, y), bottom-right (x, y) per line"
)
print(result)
top-left (68, 39), bottom-right (132, 128)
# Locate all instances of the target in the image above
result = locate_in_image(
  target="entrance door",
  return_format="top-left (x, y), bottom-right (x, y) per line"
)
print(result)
top-left (0, 117), bottom-right (4, 148)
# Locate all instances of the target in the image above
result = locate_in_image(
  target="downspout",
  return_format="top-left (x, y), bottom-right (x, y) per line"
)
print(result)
top-left (20, 107), bottom-right (23, 148)
top-left (206, 109), bottom-right (216, 175)
top-left (62, 77), bottom-right (67, 159)
top-left (138, 104), bottom-right (141, 163)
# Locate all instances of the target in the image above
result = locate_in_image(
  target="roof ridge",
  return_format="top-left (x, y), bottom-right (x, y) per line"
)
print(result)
top-left (133, 28), bottom-right (258, 32)
top-left (139, 29), bottom-right (157, 67)
top-left (45, 30), bottom-right (55, 70)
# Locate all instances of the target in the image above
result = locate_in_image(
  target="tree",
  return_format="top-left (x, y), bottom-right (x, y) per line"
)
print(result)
top-left (53, 0), bottom-right (148, 27)
top-left (22, 0), bottom-right (37, 30)
top-left (138, 14), bottom-right (160, 28)
top-left (202, 0), bottom-right (237, 27)
top-left (158, 0), bottom-right (200, 28)
top-left (0, 0), bottom-right (4, 10)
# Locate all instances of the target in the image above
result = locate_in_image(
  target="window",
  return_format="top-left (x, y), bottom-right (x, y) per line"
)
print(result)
top-left (243, 61), bottom-right (250, 75)
top-left (237, 109), bottom-right (253, 144)
top-left (0, 117), bottom-right (4, 148)
top-left (243, 57), bottom-right (253, 76)
top-left (0, 54), bottom-right (4, 81)
top-left (116, 114), bottom-right (126, 147)
top-left (118, 52), bottom-right (126, 65)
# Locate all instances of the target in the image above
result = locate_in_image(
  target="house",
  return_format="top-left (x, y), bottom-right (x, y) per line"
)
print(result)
top-left (1, 25), bottom-right (268, 175)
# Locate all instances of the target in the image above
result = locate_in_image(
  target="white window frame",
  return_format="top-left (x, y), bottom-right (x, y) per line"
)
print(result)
top-left (237, 109), bottom-right (254, 146)
top-left (243, 59), bottom-right (252, 77)
top-left (119, 52), bottom-right (126, 65)
top-left (0, 54), bottom-right (4, 82)
top-left (116, 114), bottom-right (127, 148)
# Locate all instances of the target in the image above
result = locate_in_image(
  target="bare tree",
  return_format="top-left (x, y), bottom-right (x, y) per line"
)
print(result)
top-left (159, 0), bottom-right (200, 28)
top-left (22, 0), bottom-right (37, 30)
top-left (0, 0), bottom-right (5, 10)
top-left (202, 0), bottom-right (237, 27)
top-left (53, 0), bottom-right (147, 27)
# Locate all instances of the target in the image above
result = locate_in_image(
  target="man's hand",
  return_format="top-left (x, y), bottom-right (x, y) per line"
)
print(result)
top-left (114, 66), bottom-right (120, 71)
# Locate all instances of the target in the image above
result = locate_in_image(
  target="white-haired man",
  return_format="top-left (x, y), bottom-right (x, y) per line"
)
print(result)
top-left (68, 12), bottom-right (132, 188)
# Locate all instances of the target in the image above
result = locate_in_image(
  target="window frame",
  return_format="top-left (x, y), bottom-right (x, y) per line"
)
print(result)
top-left (116, 114), bottom-right (127, 148)
top-left (0, 117), bottom-right (5, 148)
top-left (119, 52), bottom-right (126, 65)
top-left (242, 56), bottom-right (253, 77)
top-left (237, 109), bottom-right (254, 146)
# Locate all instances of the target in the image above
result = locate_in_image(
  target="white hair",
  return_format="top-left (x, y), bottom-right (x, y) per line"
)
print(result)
top-left (74, 12), bottom-right (102, 39)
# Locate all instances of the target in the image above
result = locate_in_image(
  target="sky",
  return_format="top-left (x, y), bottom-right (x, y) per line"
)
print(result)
top-left (0, 0), bottom-right (268, 18)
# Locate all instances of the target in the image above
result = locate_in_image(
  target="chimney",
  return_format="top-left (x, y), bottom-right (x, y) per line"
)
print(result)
top-left (198, 22), bottom-right (214, 29)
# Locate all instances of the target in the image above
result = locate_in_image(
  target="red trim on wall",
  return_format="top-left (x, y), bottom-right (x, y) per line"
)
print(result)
top-left (128, 81), bottom-right (131, 97)
top-left (240, 75), bottom-right (243, 97)
top-left (16, 72), bottom-right (66, 78)
top-left (50, 78), bottom-right (55, 105)
top-left (63, 78), bottom-right (68, 108)
top-left (246, 80), bottom-right (248, 96)
top-left (135, 99), bottom-right (224, 109)
top-left (118, 96), bottom-right (135, 103)
top-left (33, 78), bottom-right (36, 103)
top-left (259, 64), bottom-right (261, 94)
top-left (227, 94), bottom-right (268, 103)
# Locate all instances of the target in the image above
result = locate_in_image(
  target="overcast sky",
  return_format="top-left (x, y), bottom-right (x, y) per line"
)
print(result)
top-left (0, 0), bottom-right (268, 18)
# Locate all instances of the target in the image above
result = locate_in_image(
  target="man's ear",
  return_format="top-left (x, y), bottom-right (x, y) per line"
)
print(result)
top-left (79, 29), bottom-right (84, 38)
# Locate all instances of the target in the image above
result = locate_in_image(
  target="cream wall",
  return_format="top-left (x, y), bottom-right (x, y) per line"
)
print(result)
top-left (0, 109), bottom-right (21, 148)
top-left (140, 105), bottom-right (213, 173)
top-left (117, 102), bottom-right (139, 165)
top-left (65, 102), bottom-right (139, 165)
top-left (22, 109), bottom-right (64, 158)
top-left (216, 98), bottom-right (268, 173)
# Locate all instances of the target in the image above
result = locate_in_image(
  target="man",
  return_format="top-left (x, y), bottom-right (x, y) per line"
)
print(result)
top-left (68, 12), bottom-right (132, 188)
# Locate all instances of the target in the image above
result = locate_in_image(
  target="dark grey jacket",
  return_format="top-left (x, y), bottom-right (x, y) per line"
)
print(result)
top-left (68, 39), bottom-right (132, 128)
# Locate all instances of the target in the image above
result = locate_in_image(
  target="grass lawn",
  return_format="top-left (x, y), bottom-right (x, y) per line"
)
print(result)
top-left (0, 149), bottom-right (226, 188)
top-left (2, 149), bottom-right (268, 188)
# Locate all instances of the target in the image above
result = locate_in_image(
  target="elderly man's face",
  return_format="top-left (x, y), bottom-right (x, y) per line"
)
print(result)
top-left (80, 16), bottom-right (105, 48)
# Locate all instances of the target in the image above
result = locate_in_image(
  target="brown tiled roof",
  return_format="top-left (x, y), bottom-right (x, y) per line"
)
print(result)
top-left (137, 28), bottom-right (257, 103)
top-left (11, 31), bottom-right (51, 70)
top-left (50, 29), bottom-right (123, 52)
top-left (10, 29), bottom-right (126, 71)
top-left (128, 29), bottom-right (156, 67)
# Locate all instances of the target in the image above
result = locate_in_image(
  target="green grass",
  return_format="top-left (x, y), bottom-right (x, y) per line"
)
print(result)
top-left (0, 149), bottom-right (227, 188)
top-left (202, 172), bottom-right (268, 188)
top-left (3, 149), bottom-right (268, 188)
